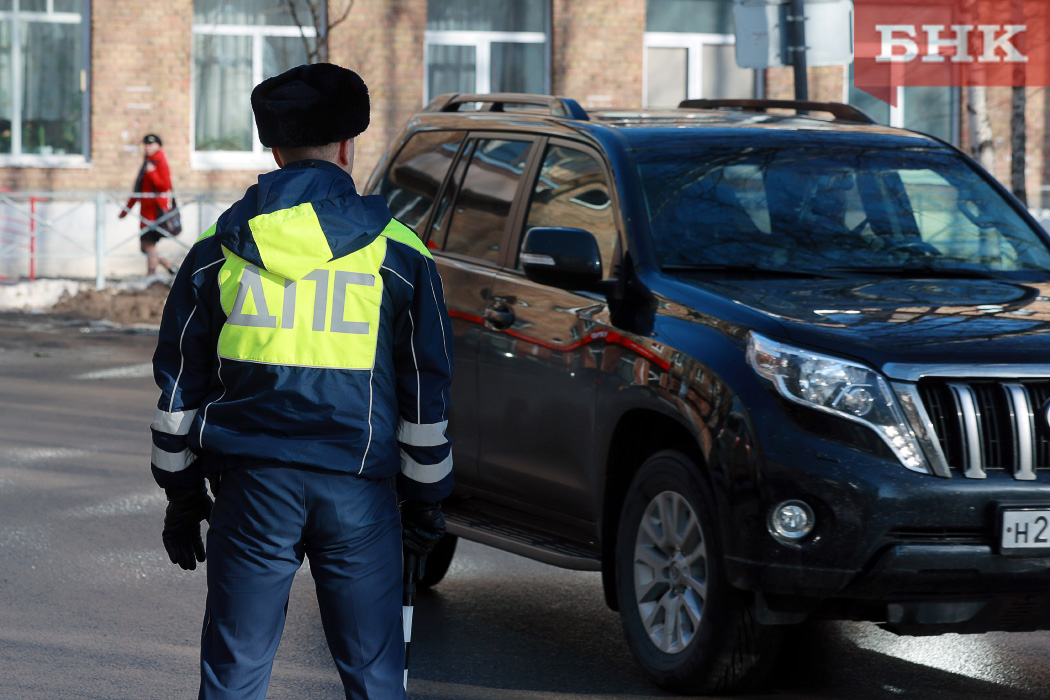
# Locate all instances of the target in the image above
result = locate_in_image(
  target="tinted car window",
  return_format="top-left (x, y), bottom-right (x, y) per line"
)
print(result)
top-left (380, 130), bottom-right (465, 233)
top-left (440, 138), bottom-right (532, 263)
top-left (428, 141), bottom-right (473, 250)
top-left (635, 144), bottom-right (1050, 274)
top-left (522, 144), bottom-right (618, 279)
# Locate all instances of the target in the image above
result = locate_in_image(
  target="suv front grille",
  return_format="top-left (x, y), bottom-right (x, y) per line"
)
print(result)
top-left (917, 379), bottom-right (1050, 479)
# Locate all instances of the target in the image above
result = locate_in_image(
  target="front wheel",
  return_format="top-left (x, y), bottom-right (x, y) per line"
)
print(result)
top-left (615, 450), bottom-right (782, 694)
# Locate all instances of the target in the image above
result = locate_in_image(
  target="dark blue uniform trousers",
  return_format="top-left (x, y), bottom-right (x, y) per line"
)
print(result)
top-left (200, 465), bottom-right (406, 700)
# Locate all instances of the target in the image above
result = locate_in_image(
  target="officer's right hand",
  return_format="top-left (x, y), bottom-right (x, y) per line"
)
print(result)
top-left (162, 483), bottom-right (213, 570)
top-left (400, 500), bottom-right (446, 556)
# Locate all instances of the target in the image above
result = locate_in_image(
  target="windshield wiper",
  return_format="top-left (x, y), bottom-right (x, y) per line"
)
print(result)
top-left (824, 265), bottom-right (999, 279)
top-left (662, 263), bottom-right (850, 279)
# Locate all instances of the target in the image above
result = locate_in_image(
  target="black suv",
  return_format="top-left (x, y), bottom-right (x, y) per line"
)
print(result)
top-left (365, 94), bottom-right (1050, 694)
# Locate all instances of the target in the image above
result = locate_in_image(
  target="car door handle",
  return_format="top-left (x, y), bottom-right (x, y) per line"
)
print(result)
top-left (483, 303), bottom-right (515, 331)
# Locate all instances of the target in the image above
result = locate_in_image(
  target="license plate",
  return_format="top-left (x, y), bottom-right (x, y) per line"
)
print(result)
top-left (1001, 509), bottom-right (1050, 551)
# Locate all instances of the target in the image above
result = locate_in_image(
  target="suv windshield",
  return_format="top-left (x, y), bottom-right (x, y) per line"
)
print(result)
top-left (634, 143), bottom-right (1050, 275)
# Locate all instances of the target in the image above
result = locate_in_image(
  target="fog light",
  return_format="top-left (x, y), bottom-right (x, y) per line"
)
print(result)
top-left (769, 500), bottom-right (815, 543)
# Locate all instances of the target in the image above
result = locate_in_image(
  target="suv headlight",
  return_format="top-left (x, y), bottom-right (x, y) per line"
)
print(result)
top-left (747, 332), bottom-right (929, 473)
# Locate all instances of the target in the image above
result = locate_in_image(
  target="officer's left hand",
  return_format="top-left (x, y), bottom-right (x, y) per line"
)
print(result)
top-left (162, 483), bottom-right (213, 570)
top-left (400, 500), bottom-right (446, 556)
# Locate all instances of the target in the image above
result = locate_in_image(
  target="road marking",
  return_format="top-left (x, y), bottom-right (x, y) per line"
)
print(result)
top-left (74, 363), bottom-right (154, 380)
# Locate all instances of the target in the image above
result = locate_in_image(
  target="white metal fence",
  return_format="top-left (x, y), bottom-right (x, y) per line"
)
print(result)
top-left (1, 191), bottom-right (1049, 291)
top-left (0, 191), bottom-right (235, 289)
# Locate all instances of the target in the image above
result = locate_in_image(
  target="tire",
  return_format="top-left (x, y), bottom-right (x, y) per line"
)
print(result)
top-left (418, 533), bottom-right (457, 589)
top-left (615, 450), bottom-right (783, 694)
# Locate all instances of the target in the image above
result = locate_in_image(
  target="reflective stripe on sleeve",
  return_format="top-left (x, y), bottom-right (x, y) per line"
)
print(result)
top-left (400, 451), bottom-right (453, 484)
top-left (396, 419), bottom-right (448, 447)
top-left (151, 408), bottom-right (198, 436)
top-left (151, 445), bottom-right (197, 473)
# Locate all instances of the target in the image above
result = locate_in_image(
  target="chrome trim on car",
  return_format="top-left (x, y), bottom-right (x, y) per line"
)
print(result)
top-left (1003, 383), bottom-right (1038, 481)
top-left (883, 363), bottom-right (1050, 381)
top-left (885, 364), bottom-right (1050, 481)
top-left (948, 383), bottom-right (987, 479)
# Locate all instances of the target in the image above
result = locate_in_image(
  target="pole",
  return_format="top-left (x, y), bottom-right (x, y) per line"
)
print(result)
top-left (28, 196), bottom-right (35, 281)
top-left (788, 0), bottom-right (808, 101)
top-left (403, 552), bottom-right (419, 691)
top-left (95, 192), bottom-right (106, 291)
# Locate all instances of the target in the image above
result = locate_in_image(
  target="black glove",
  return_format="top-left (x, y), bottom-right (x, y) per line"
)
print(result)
top-left (400, 500), bottom-right (446, 557)
top-left (162, 484), bottom-right (213, 570)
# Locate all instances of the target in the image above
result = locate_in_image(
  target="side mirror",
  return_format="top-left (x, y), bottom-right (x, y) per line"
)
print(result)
top-left (519, 227), bottom-right (603, 290)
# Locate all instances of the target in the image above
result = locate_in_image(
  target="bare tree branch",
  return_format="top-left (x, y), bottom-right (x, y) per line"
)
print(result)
top-left (1009, 0), bottom-right (1027, 205)
top-left (306, 0), bottom-right (323, 58)
top-left (328, 0), bottom-right (354, 33)
top-left (285, 0), bottom-right (315, 63)
top-left (285, 0), bottom-right (354, 63)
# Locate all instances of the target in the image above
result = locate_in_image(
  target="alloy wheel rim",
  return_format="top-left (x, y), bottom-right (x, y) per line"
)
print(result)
top-left (632, 489), bottom-right (708, 654)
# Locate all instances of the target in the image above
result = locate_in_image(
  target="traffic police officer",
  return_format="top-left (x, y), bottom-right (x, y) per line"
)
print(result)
top-left (149, 63), bottom-right (453, 700)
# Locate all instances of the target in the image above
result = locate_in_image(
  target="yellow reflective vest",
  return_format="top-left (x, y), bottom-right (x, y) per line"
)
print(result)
top-left (150, 160), bottom-right (454, 502)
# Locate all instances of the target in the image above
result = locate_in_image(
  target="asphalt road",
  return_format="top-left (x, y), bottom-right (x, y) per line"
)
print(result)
top-left (2, 312), bottom-right (1050, 700)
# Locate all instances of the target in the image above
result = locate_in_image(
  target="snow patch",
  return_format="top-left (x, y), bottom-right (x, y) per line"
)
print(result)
top-left (0, 278), bottom-right (88, 311)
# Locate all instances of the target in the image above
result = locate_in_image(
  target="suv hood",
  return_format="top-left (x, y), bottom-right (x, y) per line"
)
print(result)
top-left (684, 275), bottom-right (1050, 370)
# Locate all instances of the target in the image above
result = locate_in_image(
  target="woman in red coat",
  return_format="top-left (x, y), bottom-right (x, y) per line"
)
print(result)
top-left (119, 133), bottom-right (175, 275)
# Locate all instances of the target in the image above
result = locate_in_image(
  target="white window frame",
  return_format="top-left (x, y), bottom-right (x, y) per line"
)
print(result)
top-left (0, 0), bottom-right (90, 168)
top-left (423, 29), bottom-right (548, 105)
top-left (842, 64), bottom-right (905, 128)
top-left (841, 65), bottom-right (960, 144)
top-left (642, 31), bottom-right (743, 107)
top-left (191, 21), bottom-right (316, 171)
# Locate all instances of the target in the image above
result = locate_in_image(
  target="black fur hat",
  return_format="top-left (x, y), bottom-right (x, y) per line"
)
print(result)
top-left (251, 63), bottom-right (370, 148)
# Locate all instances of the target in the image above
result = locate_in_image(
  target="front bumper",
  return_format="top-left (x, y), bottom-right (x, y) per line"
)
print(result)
top-left (719, 413), bottom-right (1050, 631)
top-left (730, 543), bottom-right (1050, 631)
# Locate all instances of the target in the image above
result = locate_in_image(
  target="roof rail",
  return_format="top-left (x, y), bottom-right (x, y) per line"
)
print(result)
top-left (424, 93), bottom-right (590, 121)
top-left (677, 99), bottom-right (877, 125)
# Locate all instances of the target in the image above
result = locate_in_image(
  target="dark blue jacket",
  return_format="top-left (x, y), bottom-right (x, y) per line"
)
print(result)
top-left (150, 160), bottom-right (454, 503)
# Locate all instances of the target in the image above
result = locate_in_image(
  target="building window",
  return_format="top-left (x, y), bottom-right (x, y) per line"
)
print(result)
top-left (845, 65), bottom-right (959, 144)
top-left (644, 0), bottom-right (754, 108)
top-left (424, 0), bottom-right (549, 104)
top-left (0, 0), bottom-right (89, 166)
top-left (192, 0), bottom-right (317, 170)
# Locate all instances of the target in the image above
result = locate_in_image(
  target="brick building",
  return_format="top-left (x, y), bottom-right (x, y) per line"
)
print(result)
top-left (0, 0), bottom-right (1044, 279)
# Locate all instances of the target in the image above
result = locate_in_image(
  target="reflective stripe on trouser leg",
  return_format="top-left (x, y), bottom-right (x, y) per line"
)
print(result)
top-left (303, 471), bottom-right (406, 700)
top-left (199, 467), bottom-right (307, 700)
